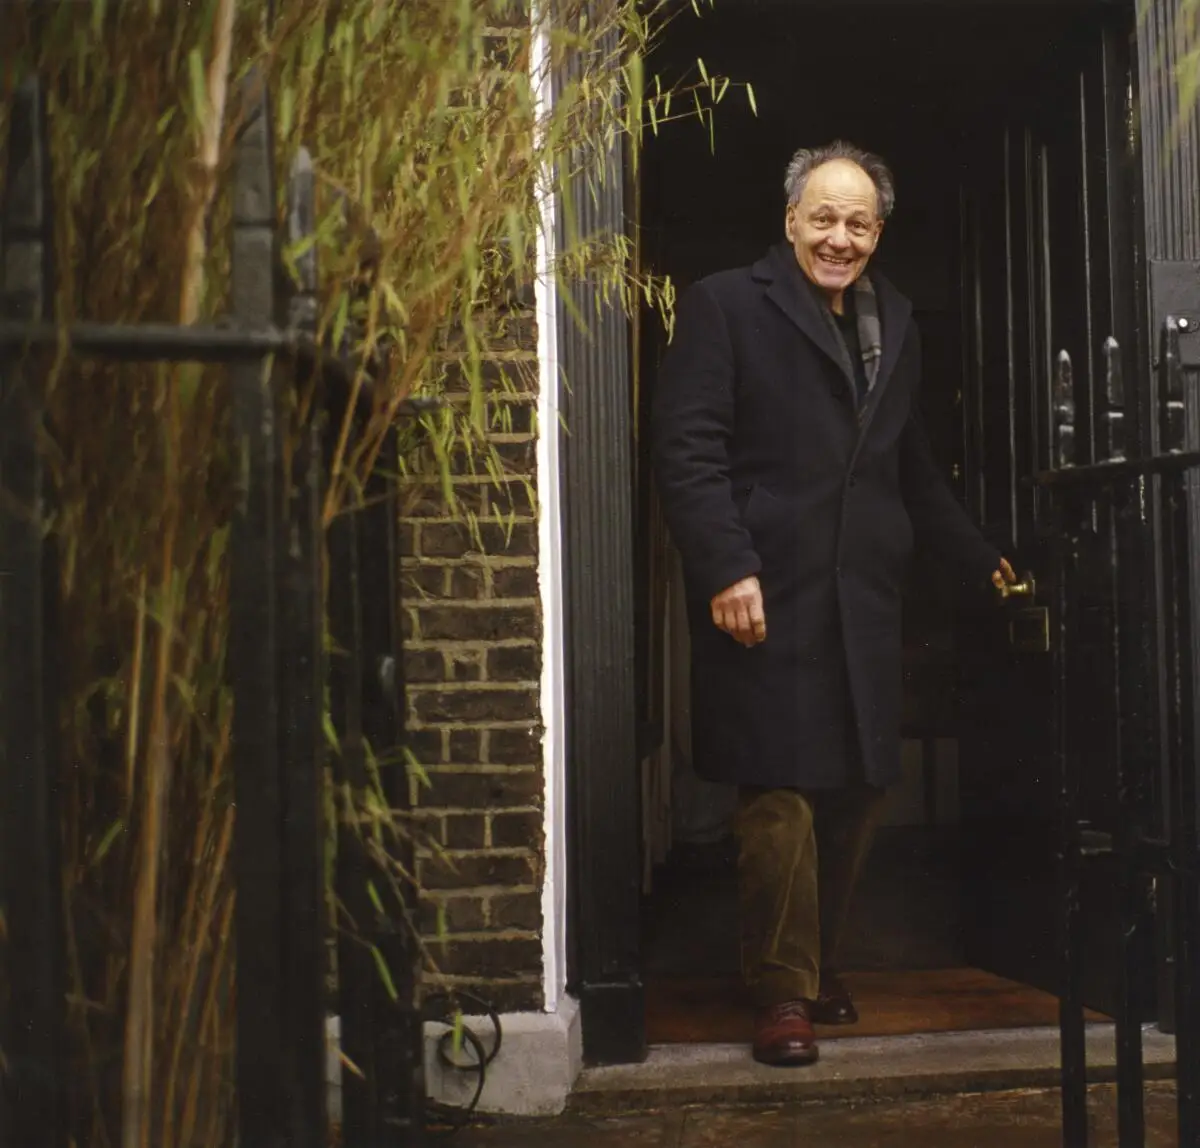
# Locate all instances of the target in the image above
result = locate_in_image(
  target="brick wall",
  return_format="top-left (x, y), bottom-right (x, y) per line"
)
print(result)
top-left (402, 329), bottom-right (547, 1014)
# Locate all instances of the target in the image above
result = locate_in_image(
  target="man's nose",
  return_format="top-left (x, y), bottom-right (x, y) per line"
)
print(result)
top-left (826, 225), bottom-right (850, 249)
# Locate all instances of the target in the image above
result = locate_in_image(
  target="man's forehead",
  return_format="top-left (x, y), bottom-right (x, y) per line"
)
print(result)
top-left (801, 160), bottom-right (878, 210)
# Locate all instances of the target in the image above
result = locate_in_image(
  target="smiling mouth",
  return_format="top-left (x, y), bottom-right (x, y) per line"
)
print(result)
top-left (817, 253), bottom-right (853, 268)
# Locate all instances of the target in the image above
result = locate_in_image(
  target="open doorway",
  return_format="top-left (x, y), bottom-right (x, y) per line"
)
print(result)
top-left (631, 0), bottom-right (1135, 1045)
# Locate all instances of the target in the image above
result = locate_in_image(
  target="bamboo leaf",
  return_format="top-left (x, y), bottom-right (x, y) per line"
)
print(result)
top-left (370, 943), bottom-right (400, 1001)
top-left (93, 819), bottom-right (125, 865)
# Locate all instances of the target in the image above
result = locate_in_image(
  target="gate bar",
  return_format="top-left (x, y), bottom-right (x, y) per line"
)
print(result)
top-left (0, 75), bottom-right (69, 1148)
top-left (1167, 316), bottom-right (1200, 1147)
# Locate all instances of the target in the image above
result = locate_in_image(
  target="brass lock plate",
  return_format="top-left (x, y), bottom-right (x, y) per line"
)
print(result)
top-left (1009, 606), bottom-right (1050, 654)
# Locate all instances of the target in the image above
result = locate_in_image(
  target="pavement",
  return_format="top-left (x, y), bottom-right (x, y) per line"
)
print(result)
top-left (451, 1083), bottom-right (1179, 1147)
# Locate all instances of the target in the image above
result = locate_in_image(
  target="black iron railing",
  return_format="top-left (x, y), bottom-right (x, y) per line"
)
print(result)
top-left (1040, 320), bottom-right (1200, 1147)
top-left (0, 73), bottom-right (424, 1148)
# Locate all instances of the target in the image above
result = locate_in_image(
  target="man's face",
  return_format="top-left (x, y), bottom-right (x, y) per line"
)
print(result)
top-left (785, 159), bottom-right (884, 305)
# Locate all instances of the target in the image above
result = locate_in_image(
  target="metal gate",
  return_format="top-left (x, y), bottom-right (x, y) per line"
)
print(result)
top-left (1043, 313), bottom-right (1200, 1146)
top-left (0, 74), bottom-right (425, 1148)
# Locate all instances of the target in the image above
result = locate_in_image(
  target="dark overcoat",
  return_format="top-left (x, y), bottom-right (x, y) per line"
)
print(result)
top-left (651, 243), bottom-right (1000, 790)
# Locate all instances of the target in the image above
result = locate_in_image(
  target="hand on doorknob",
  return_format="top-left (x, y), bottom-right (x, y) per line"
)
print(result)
top-left (992, 558), bottom-right (1039, 601)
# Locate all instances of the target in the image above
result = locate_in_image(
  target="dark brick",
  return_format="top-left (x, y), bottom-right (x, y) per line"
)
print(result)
top-left (421, 521), bottom-right (472, 558)
top-left (487, 645), bottom-right (541, 682)
top-left (399, 488), bottom-right (442, 518)
top-left (489, 400), bottom-right (535, 437)
top-left (402, 608), bottom-right (416, 640)
top-left (406, 812), bottom-right (443, 855)
top-left (451, 439), bottom-right (535, 474)
top-left (405, 648), bottom-right (445, 683)
top-left (488, 727), bottom-right (541, 766)
top-left (419, 894), bottom-right (487, 935)
top-left (448, 566), bottom-right (486, 599)
top-left (448, 729), bottom-right (482, 763)
top-left (448, 650), bottom-right (485, 682)
top-left (413, 687), bottom-right (538, 724)
top-left (419, 851), bottom-right (534, 890)
top-left (492, 565), bottom-right (539, 599)
top-left (419, 769), bottom-right (542, 811)
top-left (478, 520), bottom-right (537, 558)
top-left (404, 727), bottom-right (445, 765)
top-left (421, 482), bottom-right (489, 518)
top-left (490, 480), bottom-right (537, 517)
top-left (491, 811), bottom-right (543, 851)
top-left (481, 314), bottom-right (536, 353)
top-left (444, 813), bottom-right (487, 850)
top-left (442, 356), bottom-right (535, 396)
top-left (433, 980), bottom-right (544, 1013)
top-left (407, 564), bottom-right (447, 598)
top-left (397, 521), bottom-right (416, 558)
top-left (428, 937), bottom-right (543, 978)
top-left (490, 892), bottom-right (543, 932)
top-left (418, 604), bottom-right (539, 642)
top-left (402, 486), bottom-right (486, 518)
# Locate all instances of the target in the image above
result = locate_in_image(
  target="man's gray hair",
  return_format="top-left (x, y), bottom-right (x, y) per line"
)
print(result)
top-left (784, 141), bottom-right (896, 220)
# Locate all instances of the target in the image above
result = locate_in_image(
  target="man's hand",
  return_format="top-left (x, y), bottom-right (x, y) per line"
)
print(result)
top-left (711, 576), bottom-right (767, 647)
top-left (991, 557), bottom-right (1017, 591)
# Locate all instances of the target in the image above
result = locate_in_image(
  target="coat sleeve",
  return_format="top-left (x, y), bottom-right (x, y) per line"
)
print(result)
top-left (899, 334), bottom-right (1002, 586)
top-left (652, 281), bottom-right (762, 603)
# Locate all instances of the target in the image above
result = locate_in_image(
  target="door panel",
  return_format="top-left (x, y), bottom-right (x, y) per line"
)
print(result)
top-left (956, 13), bottom-right (1151, 1017)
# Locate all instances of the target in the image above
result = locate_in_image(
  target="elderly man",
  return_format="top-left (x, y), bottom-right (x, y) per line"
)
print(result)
top-left (651, 141), bottom-right (1014, 1067)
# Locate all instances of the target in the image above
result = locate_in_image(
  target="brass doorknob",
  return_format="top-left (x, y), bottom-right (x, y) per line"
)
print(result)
top-left (997, 573), bottom-right (1036, 601)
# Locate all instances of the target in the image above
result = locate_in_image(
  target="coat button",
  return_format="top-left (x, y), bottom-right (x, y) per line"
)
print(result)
top-left (848, 475), bottom-right (858, 488)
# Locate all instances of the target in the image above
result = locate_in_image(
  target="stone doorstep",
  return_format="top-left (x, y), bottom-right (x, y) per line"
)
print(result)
top-left (567, 1025), bottom-right (1178, 1117)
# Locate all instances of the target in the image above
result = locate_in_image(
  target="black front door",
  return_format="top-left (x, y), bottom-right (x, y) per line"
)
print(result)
top-left (954, 7), bottom-right (1152, 1016)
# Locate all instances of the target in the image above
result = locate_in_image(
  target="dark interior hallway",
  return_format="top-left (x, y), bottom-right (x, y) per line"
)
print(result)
top-left (634, 1), bottom-right (1121, 1044)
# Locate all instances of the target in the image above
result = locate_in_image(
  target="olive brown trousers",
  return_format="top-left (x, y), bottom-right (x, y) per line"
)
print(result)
top-left (735, 784), bottom-right (886, 1006)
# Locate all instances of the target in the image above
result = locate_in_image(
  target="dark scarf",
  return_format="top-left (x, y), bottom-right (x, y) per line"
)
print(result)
top-left (815, 274), bottom-right (884, 401)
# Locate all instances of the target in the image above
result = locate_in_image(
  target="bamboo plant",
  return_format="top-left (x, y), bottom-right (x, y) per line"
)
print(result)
top-left (0, 1), bottom-right (750, 1144)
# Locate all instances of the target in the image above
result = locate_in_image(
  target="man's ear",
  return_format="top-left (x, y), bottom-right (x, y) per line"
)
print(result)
top-left (784, 205), bottom-right (795, 242)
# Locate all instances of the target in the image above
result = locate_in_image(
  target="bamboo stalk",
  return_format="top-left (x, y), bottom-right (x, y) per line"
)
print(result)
top-left (161, 800), bottom-right (233, 1148)
top-left (124, 574), bottom-right (147, 814)
top-left (179, 891), bottom-right (236, 1148)
top-left (120, 3), bottom-right (237, 1147)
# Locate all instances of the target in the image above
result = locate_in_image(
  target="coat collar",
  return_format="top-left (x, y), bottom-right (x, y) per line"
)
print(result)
top-left (752, 243), bottom-right (913, 397)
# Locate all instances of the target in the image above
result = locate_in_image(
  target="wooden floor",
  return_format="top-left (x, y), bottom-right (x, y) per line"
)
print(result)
top-left (645, 967), bottom-right (1106, 1044)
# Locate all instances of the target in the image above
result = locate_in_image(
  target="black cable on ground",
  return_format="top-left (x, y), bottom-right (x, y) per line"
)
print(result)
top-left (421, 991), bottom-right (504, 1136)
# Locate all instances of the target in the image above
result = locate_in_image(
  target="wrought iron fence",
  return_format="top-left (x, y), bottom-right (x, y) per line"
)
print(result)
top-left (1042, 321), bottom-right (1200, 1147)
top-left (0, 72), bottom-right (425, 1148)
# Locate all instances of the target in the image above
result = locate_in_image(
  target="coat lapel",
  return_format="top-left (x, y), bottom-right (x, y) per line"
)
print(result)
top-left (754, 244), bottom-right (853, 382)
top-left (753, 246), bottom-right (915, 426)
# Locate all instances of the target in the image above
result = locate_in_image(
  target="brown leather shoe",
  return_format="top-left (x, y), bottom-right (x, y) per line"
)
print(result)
top-left (752, 999), bottom-right (819, 1066)
top-left (809, 972), bottom-right (858, 1026)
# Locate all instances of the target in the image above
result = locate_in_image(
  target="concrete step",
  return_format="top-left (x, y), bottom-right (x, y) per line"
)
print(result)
top-left (569, 1025), bottom-right (1176, 1115)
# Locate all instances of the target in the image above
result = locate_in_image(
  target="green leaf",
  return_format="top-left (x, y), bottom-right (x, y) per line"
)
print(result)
top-left (92, 819), bottom-right (125, 865)
top-left (370, 944), bottom-right (399, 1002)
